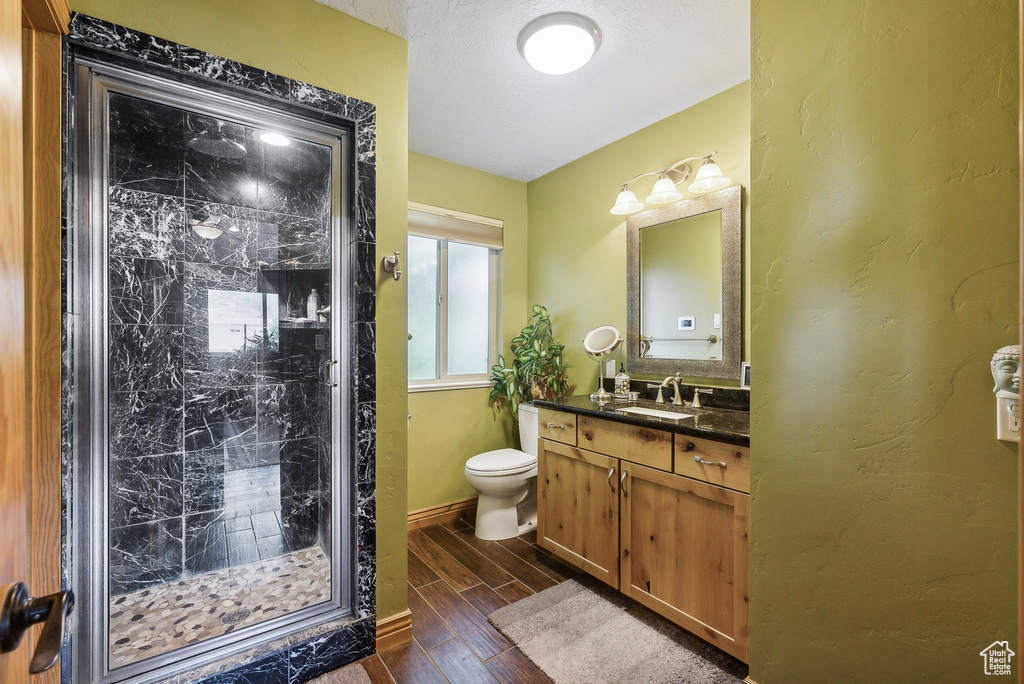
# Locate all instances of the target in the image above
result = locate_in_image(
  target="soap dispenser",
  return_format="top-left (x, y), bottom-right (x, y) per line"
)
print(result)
top-left (614, 364), bottom-right (631, 398)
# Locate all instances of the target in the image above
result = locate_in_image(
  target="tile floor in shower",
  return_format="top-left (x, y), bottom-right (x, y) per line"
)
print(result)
top-left (109, 546), bottom-right (331, 667)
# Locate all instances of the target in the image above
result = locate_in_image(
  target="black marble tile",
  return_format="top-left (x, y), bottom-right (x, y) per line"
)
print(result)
top-left (108, 92), bottom-right (185, 196)
top-left (109, 389), bottom-right (183, 459)
top-left (108, 186), bottom-right (186, 262)
top-left (288, 80), bottom-right (359, 119)
top-left (179, 48), bottom-right (290, 99)
top-left (251, 510), bottom-right (282, 539)
top-left (259, 138), bottom-right (331, 221)
top-left (226, 529), bottom-right (261, 567)
top-left (280, 492), bottom-right (319, 552)
top-left (109, 517), bottom-right (184, 595)
top-left (184, 386), bottom-right (257, 453)
top-left (354, 402), bottom-right (375, 488)
top-left (287, 618), bottom-right (375, 684)
top-left (185, 511), bottom-right (228, 575)
top-left (203, 651), bottom-right (289, 684)
top-left (255, 534), bottom-right (286, 561)
top-left (184, 113), bottom-right (263, 208)
top-left (355, 111), bottom-right (375, 165)
top-left (108, 256), bottom-right (185, 326)
top-left (184, 325), bottom-right (260, 389)
top-left (184, 199), bottom-right (260, 268)
top-left (354, 163), bottom-right (375, 243)
top-left (108, 324), bottom-right (184, 393)
top-left (109, 452), bottom-right (184, 527)
top-left (278, 439), bottom-right (319, 497)
top-left (255, 212), bottom-right (330, 269)
top-left (184, 450), bottom-right (227, 514)
top-left (68, 14), bottom-right (180, 68)
top-left (354, 323), bottom-right (375, 404)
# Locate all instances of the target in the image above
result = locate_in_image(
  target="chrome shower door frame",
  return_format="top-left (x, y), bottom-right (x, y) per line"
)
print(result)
top-left (71, 59), bottom-right (355, 684)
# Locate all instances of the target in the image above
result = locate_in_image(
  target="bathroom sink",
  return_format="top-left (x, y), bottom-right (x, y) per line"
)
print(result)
top-left (615, 406), bottom-right (694, 421)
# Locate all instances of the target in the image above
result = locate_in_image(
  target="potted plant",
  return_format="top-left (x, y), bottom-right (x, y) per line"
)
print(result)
top-left (489, 304), bottom-right (572, 425)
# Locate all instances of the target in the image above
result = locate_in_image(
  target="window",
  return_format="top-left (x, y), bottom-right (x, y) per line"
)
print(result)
top-left (407, 203), bottom-right (501, 391)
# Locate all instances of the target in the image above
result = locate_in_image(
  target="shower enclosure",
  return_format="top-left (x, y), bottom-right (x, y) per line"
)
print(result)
top-left (66, 35), bottom-right (370, 683)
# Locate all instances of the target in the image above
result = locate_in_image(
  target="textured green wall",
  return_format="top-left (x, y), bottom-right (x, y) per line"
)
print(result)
top-left (407, 152), bottom-right (528, 512)
top-left (749, 1), bottom-right (1018, 682)
top-left (527, 82), bottom-right (751, 390)
top-left (70, 0), bottom-right (411, 619)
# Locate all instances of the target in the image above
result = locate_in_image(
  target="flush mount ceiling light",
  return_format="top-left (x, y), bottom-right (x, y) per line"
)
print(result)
top-left (610, 152), bottom-right (731, 215)
top-left (259, 131), bottom-right (291, 146)
top-left (517, 12), bottom-right (601, 75)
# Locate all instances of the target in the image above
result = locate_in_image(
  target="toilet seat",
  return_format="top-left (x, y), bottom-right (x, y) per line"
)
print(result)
top-left (465, 448), bottom-right (536, 476)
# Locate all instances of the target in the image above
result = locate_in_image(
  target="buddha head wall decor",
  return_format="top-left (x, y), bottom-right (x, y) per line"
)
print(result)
top-left (991, 345), bottom-right (1020, 397)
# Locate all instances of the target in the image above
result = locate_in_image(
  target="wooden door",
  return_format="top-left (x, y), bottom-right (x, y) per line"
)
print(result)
top-left (537, 439), bottom-right (620, 587)
top-left (0, 0), bottom-right (29, 678)
top-left (620, 463), bottom-right (750, 662)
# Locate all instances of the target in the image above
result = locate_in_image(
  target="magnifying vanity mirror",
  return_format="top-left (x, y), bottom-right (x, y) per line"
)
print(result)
top-left (626, 185), bottom-right (742, 379)
top-left (583, 325), bottom-right (622, 403)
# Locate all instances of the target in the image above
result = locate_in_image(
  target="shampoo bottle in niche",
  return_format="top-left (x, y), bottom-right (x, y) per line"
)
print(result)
top-left (614, 364), bottom-right (631, 398)
top-left (307, 289), bottom-right (320, 321)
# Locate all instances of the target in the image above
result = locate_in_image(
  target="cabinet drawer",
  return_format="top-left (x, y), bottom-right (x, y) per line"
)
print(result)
top-left (674, 435), bottom-right (750, 493)
top-left (538, 408), bottom-right (577, 445)
top-left (577, 416), bottom-right (672, 471)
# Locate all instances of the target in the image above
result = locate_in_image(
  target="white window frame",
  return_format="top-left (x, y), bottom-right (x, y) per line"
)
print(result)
top-left (408, 202), bottom-right (502, 392)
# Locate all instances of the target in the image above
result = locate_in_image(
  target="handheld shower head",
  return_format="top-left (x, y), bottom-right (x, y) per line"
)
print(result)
top-left (187, 120), bottom-right (248, 159)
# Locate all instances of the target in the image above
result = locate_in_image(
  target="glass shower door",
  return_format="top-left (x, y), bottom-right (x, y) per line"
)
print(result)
top-left (83, 70), bottom-right (350, 678)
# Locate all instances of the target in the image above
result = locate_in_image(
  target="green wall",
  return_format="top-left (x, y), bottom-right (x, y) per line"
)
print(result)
top-left (527, 81), bottom-right (751, 391)
top-left (407, 152), bottom-right (528, 512)
top-left (70, 0), bottom-right (411, 619)
top-left (749, 1), bottom-right (1019, 682)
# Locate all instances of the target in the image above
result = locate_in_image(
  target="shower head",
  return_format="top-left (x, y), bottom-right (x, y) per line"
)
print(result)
top-left (187, 120), bottom-right (248, 159)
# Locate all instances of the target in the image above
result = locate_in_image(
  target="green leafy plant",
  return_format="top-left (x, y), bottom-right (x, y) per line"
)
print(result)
top-left (489, 304), bottom-right (572, 424)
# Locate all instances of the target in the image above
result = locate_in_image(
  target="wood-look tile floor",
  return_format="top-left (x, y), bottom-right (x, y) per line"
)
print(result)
top-left (355, 515), bottom-right (579, 683)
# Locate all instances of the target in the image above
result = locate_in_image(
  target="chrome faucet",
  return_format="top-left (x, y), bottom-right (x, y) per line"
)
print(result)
top-left (657, 374), bottom-right (683, 406)
top-left (692, 387), bottom-right (713, 409)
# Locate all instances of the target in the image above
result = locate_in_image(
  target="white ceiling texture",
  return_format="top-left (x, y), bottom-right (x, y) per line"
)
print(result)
top-left (315, 0), bottom-right (750, 182)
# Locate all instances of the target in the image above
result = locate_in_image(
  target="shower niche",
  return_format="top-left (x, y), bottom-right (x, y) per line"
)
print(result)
top-left (67, 33), bottom-right (373, 684)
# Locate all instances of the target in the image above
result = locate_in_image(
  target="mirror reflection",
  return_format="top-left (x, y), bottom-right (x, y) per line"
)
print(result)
top-left (640, 210), bottom-right (723, 361)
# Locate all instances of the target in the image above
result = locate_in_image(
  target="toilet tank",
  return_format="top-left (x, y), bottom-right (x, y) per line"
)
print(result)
top-left (518, 403), bottom-right (540, 456)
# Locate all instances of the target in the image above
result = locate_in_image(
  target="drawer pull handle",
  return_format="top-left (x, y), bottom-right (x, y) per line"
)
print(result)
top-left (694, 455), bottom-right (727, 468)
top-left (685, 442), bottom-right (696, 452)
top-left (545, 422), bottom-right (566, 430)
top-left (620, 469), bottom-right (628, 496)
top-left (607, 466), bottom-right (615, 490)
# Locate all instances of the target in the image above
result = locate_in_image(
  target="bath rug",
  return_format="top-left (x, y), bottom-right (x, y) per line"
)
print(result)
top-left (488, 575), bottom-right (748, 684)
top-left (307, 660), bottom-right (372, 684)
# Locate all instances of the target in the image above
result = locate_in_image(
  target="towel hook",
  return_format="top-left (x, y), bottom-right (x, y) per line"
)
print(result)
top-left (382, 251), bottom-right (401, 281)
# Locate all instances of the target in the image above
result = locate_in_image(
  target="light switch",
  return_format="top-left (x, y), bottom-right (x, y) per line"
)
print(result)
top-left (714, 314), bottom-right (721, 329)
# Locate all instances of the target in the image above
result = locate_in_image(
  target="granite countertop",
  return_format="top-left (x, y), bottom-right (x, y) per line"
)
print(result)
top-left (534, 394), bottom-right (750, 447)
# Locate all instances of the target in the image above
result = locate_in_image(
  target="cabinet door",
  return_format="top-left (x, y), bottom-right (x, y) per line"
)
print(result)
top-left (537, 439), bottom-right (619, 587)
top-left (620, 463), bottom-right (749, 662)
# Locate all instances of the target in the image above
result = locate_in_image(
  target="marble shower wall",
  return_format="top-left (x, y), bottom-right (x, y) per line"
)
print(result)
top-left (64, 12), bottom-right (378, 683)
top-left (105, 92), bottom-right (335, 595)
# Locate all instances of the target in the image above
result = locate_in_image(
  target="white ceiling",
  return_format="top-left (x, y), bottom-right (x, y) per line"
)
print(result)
top-left (316, 0), bottom-right (750, 182)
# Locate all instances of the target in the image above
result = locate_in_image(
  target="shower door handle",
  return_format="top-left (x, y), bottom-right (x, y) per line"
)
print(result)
top-left (321, 360), bottom-right (338, 387)
top-left (0, 582), bottom-right (75, 674)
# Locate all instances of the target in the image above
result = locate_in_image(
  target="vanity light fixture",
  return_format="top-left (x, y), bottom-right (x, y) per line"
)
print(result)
top-left (610, 152), bottom-right (731, 215)
top-left (517, 12), bottom-right (601, 75)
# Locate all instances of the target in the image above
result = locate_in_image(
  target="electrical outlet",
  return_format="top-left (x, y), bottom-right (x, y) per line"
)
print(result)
top-left (997, 396), bottom-right (1021, 442)
top-left (606, 360), bottom-right (616, 376)
top-left (315, 335), bottom-right (326, 350)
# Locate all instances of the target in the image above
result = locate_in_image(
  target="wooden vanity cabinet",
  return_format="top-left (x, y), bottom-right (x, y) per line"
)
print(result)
top-left (536, 439), bottom-right (620, 587)
top-left (620, 462), bottom-right (749, 661)
top-left (536, 412), bottom-right (750, 662)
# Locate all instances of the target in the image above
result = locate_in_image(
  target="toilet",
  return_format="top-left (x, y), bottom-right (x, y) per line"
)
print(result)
top-left (464, 403), bottom-right (539, 541)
